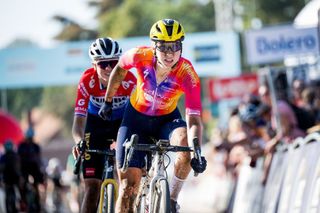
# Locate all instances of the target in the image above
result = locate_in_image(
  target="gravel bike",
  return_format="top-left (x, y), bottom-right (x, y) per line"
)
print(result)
top-left (74, 142), bottom-right (118, 213)
top-left (121, 134), bottom-right (203, 213)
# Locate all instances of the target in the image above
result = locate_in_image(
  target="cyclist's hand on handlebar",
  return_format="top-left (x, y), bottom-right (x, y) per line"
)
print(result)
top-left (72, 139), bottom-right (86, 159)
top-left (190, 156), bottom-right (207, 173)
top-left (98, 101), bottom-right (113, 120)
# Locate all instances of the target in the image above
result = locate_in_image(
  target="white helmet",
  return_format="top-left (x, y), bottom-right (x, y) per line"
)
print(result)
top-left (88, 37), bottom-right (122, 61)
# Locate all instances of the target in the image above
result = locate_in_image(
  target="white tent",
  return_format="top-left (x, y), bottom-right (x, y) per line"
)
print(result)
top-left (294, 0), bottom-right (320, 28)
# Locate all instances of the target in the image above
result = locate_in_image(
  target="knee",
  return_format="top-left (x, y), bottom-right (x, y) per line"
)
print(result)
top-left (85, 182), bottom-right (100, 196)
top-left (119, 179), bottom-right (139, 197)
top-left (176, 152), bottom-right (191, 165)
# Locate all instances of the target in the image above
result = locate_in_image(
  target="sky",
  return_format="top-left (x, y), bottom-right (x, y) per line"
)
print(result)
top-left (1, 0), bottom-right (97, 49)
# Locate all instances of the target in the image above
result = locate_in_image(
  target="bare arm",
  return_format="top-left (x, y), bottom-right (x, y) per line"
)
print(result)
top-left (72, 115), bottom-right (87, 144)
top-left (104, 65), bottom-right (128, 102)
top-left (186, 114), bottom-right (203, 146)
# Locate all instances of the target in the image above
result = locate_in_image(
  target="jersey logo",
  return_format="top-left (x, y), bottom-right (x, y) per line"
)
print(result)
top-left (78, 99), bottom-right (85, 106)
top-left (143, 69), bottom-right (149, 79)
top-left (89, 76), bottom-right (95, 88)
top-left (122, 80), bottom-right (135, 90)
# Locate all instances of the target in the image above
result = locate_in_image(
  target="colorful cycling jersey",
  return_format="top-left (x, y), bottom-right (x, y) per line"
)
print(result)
top-left (74, 68), bottom-right (136, 120)
top-left (119, 46), bottom-right (202, 116)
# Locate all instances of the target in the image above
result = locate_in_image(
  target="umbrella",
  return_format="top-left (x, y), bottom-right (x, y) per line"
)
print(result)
top-left (0, 110), bottom-right (24, 145)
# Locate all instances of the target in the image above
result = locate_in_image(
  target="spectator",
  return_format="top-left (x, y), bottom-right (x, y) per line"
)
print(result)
top-left (17, 128), bottom-right (45, 212)
top-left (0, 140), bottom-right (21, 213)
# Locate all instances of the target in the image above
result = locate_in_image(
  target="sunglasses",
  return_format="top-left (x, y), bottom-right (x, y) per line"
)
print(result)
top-left (96, 60), bottom-right (118, 69)
top-left (155, 42), bottom-right (182, 53)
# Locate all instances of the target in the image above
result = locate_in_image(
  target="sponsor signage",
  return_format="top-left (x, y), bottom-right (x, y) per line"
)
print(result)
top-left (0, 32), bottom-right (240, 88)
top-left (245, 25), bottom-right (319, 65)
top-left (208, 74), bottom-right (258, 102)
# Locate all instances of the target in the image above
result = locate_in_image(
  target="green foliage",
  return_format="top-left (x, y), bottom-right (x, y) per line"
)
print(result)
top-left (6, 88), bottom-right (43, 119)
top-left (41, 86), bottom-right (77, 136)
top-left (98, 0), bottom-right (215, 38)
top-left (256, 0), bottom-right (306, 25)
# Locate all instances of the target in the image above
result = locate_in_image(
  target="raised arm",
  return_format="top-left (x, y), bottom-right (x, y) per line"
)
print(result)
top-left (104, 65), bottom-right (128, 102)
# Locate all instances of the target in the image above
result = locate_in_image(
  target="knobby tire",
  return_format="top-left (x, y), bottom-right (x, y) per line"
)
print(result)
top-left (101, 183), bottom-right (115, 213)
top-left (150, 179), bottom-right (170, 213)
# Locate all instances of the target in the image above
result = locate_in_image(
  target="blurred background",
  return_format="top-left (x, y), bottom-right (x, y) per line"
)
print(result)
top-left (1, 0), bottom-right (320, 212)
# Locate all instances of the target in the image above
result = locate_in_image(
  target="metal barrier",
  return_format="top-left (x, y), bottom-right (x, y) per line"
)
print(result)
top-left (261, 145), bottom-right (289, 213)
top-left (232, 132), bottom-right (320, 213)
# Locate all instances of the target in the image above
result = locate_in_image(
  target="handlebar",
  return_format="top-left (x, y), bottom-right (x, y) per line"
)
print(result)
top-left (192, 137), bottom-right (202, 177)
top-left (120, 135), bottom-right (200, 176)
top-left (73, 146), bottom-right (116, 175)
top-left (121, 134), bottom-right (139, 173)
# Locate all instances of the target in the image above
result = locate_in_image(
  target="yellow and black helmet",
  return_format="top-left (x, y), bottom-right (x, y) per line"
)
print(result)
top-left (150, 19), bottom-right (185, 42)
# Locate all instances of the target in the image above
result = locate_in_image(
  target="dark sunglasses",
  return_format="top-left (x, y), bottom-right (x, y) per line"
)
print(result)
top-left (155, 41), bottom-right (182, 53)
top-left (97, 60), bottom-right (118, 69)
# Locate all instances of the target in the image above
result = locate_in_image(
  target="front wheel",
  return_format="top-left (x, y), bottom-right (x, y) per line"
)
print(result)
top-left (150, 179), bottom-right (170, 213)
top-left (100, 183), bottom-right (115, 213)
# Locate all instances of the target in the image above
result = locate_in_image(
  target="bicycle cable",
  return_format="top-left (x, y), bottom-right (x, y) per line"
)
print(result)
top-left (164, 152), bottom-right (171, 178)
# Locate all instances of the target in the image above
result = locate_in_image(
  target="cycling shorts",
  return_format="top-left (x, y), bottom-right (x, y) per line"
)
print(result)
top-left (82, 113), bottom-right (121, 179)
top-left (116, 102), bottom-right (187, 169)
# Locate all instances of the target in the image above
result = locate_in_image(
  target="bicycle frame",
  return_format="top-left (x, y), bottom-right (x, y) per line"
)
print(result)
top-left (122, 135), bottom-right (200, 213)
top-left (147, 149), bottom-right (170, 212)
top-left (98, 150), bottom-right (118, 213)
top-left (76, 148), bottom-right (118, 213)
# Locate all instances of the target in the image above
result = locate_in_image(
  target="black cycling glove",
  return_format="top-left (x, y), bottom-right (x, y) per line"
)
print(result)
top-left (190, 156), bottom-right (207, 173)
top-left (98, 101), bottom-right (113, 120)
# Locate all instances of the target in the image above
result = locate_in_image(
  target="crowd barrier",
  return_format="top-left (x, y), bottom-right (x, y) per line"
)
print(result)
top-left (232, 132), bottom-right (320, 213)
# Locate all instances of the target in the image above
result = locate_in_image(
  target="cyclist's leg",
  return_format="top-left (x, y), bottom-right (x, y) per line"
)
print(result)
top-left (81, 178), bottom-right (101, 213)
top-left (115, 103), bottom-right (151, 213)
top-left (81, 139), bottom-right (104, 213)
top-left (82, 113), bottom-right (120, 213)
top-left (116, 126), bottom-right (145, 213)
top-left (159, 108), bottom-right (190, 205)
top-left (81, 133), bottom-right (106, 213)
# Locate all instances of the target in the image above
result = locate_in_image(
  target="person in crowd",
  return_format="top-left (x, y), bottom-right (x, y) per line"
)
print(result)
top-left (258, 84), bottom-right (305, 147)
top-left (258, 83), bottom-right (306, 185)
top-left (0, 140), bottom-right (21, 213)
top-left (291, 78), bottom-right (306, 108)
top-left (17, 128), bottom-right (46, 212)
top-left (46, 157), bottom-right (64, 212)
top-left (65, 153), bottom-right (82, 213)
top-left (72, 37), bottom-right (136, 213)
top-left (99, 19), bottom-right (207, 213)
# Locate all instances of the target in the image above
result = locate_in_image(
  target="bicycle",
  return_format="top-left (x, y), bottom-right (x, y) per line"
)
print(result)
top-left (74, 143), bottom-right (118, 213)
top-left (121, 134), bottom-right (203, 213)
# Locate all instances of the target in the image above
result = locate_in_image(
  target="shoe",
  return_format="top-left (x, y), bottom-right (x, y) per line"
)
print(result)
top-left (170, 199), bottom-right (180, 213)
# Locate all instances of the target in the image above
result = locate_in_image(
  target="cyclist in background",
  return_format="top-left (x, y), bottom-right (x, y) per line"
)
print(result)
top-left (0, 140), bottom-right (21, 213)
top-left (99, 19), bottom-right (207, 213)
top-left (18, 128), bottom-right (45, 212)
top-left (72, 37), bottom-right (136, 213)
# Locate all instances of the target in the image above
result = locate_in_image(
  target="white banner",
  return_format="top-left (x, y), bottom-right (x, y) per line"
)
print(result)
top-left (245, 25), bottom-right (319, 65)
top-left (0, 32), bottom-right (240, 89)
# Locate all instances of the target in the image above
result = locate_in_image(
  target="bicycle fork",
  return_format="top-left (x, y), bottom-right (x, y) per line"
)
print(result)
top-left (147, 152), bottom-right (167, 212)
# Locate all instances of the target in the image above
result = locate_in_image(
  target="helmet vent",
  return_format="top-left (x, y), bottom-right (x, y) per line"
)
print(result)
top-left (166, 26), bottom-right (173, 37)
top-left (177, 25), bottom-right (182, 34)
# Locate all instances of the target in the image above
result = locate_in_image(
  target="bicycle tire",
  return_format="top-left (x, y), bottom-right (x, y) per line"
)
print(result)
top-left (134, 188), bottom-right (147, 213)
top-left (150, 179), bottom-right (170, 213)
top-left (107, 183), bottom-right (115, 213)
top-left (100, 183), bottom-right (115, 213)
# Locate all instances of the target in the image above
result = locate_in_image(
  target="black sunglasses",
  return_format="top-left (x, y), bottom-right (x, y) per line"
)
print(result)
top-left (97, 60), bottom-right (118, 69)
top-left (156, 41), bottom-right (182, 53)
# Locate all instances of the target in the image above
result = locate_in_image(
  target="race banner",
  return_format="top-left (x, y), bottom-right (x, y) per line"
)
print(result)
top-left (208, 74), bottom-right (259, 102)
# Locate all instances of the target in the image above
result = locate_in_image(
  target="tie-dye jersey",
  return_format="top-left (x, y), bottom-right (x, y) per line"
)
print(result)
top-left (74, 67), bottom-right (136, 120)
top-left (119, 46), bottom-right (202, 116)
